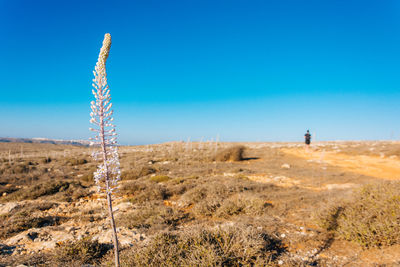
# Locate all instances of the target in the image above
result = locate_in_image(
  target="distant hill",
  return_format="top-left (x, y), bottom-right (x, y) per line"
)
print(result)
top-left (0, 137), bottom-right (90, 147)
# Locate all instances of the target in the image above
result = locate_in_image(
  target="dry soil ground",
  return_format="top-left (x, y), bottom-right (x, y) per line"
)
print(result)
top-left (0, 141), bottom-right (400, 266)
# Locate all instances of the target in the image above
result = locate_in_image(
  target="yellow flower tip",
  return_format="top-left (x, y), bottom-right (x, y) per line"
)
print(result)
top-left (99, 33), bottom-right (112, 66)
top-left (103, 33), bottom-right (112, 49)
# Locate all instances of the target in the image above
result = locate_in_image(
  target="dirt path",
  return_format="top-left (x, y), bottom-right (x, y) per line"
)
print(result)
top-left (281, 148), bottom-right (400, 180)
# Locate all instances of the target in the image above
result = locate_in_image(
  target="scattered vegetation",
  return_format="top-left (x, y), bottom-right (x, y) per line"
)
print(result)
top-left (2, 141), bottom-right (400, 266)
top-left (2, 181), bottom-right (89, 202)
top-left (0, 202), bottom-right (64, 239)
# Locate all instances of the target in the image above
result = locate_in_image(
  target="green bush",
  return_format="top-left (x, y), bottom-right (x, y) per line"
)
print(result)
top-left (317, 182), bottom-right (400, 248)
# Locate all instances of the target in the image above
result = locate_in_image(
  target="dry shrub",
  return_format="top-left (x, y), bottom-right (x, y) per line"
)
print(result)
top-left (121, 166), bottom-right (158, 181)
top-left (121, 170), bottom-right (138, 180)
top-left (215, 145), bottom-right (245, 162)
top-left (138, 166), bottom-right (156, 177)
top-left (0, 184), bottom-right (18, 196)
top-left (80, 172), bottom-right (94, 182)
top-left (117, 225), bottom-right (284, 266)
top-left (193, 194), bottom-right (271, 219)
top-left (0, 252), bottom-right (48, 266)
top-left (117, 201), bottom-right (188, 232)
top-left (149, 175), bottom-right (171, 183)
top-left (317, 182), bottom-right (400, 248)
top-left (41, 157), bottom-right (52, 164)
top-left (0, 203), bottom-right (64, 239)
top-left (51, 237), bottom-right (111, 266)
top-left (13, 163), bottom-right (30, 174)
top-left (215, 195), bottom-right (271, 219)
top-left (179, 181), bottom-right (230, 207)
top-left (2, 181), bottom-right (89, 202)
top-left (178, 176), bottom-right (273, 218)
top-left (66, 158), bottom-right (88, 166)
top-left (121, 179), bottom-right (171, 204)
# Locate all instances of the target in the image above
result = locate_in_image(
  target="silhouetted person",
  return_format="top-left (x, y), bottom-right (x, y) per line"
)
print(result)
top-left (304, 130), bottom-right (311, 150)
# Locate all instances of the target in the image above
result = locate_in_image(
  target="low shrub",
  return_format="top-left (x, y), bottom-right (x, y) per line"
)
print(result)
top-left (66, 158), bottom-right (88, 166)
top-left (121, 180), bottom-right (171, 203)
top-left (138, 166), bottom-right (156, 177)
top-left (41, 157), bottom-right (52, 164)
top-left (13, 164), bottom-right (29, 174)
top-left (121, 170), bottom-right (138, 180)
top-left (2, 181), bottom-right (89, 202)
top-left (117, 201), bottom-right (188, 232)
top-left (51, 237), bottom-right (111, 265)
top-left (80, 172), bottom-right (94, 182)
top-left (317, 182), bottom-right (400, 248)
top-left (149, 175), bottom-right (171, 183)
top-left (116, 225), bottom-right (284, 266)
top-left (0, 211), bottom-right (65, 239)
top-left (215, 145), bottom-right (245, 162)
top-left (216, 195), bottom-right (271, 218)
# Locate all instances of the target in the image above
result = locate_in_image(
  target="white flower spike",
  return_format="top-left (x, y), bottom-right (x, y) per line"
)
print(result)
top-left (89, 33), bottom-right (120, 267)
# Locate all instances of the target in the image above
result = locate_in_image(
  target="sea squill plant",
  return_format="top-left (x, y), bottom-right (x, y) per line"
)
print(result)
top-left (89, 33), bottom-right (121, 267)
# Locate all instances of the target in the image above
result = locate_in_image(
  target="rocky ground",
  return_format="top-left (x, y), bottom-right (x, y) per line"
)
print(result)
top-left (1, 141), bottom-right (400, 266)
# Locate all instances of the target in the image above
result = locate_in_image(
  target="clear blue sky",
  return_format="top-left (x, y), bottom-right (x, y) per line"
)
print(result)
top-left (1, 0), bottom-right (400, 144)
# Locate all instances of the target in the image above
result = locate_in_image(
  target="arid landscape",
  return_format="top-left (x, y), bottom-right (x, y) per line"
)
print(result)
top-left (1, 140), bottom-right (400, 266)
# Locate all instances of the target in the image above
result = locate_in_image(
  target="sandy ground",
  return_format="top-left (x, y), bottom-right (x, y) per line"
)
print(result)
top-left (282, 146), bottom-right (400, 180)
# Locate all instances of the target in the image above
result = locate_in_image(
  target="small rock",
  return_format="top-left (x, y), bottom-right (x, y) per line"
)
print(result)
top-left (281, 163), bottom-right (290, 169)
top-left (27, 232), bottom-right (38, 241)
top-left (2, 192), bottom-right (7, 197)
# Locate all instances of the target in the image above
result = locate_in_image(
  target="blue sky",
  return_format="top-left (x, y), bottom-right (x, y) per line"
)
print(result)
top-left (1, 0), bottom-right (400, 144)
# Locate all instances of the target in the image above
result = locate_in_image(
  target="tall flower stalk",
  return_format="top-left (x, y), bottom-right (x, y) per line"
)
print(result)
top-left (89, 33), bottom-right (121, 267)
